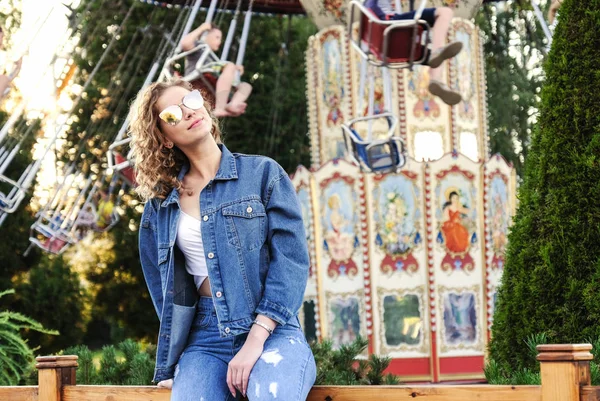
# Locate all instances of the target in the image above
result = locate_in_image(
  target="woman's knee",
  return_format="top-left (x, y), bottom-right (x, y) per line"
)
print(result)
top-left (246, 341), bottom-right (316, 400)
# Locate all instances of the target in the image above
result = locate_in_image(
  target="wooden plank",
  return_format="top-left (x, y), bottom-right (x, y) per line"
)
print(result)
top-left (541, 361), bottom-right (581, 401)
top-left (63, 385), bottom-right (171, 401)
top-left (38, 369), bottom-right (60, 401)
top-left (0, 386), bottom-right (38, 401)
top-left (580, 385), bottom-right (600, 401)
top-left (306, 385), bottom-right (542, 401)
top-left (62, 384), bottom-right (541, 401)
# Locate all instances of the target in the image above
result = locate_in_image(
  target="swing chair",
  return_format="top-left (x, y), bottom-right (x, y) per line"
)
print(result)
top-left (29, 173), bottom-right (94, 254)
top-left (348, 0), bottom-right (431, 69)
top-left (91, 178), bottom-right (126, 233)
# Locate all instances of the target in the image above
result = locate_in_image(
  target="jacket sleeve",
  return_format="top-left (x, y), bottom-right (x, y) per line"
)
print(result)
top-left (255, 169), bottom-right (310, 326)
top-left (139, 199), bottom-right (164, 319)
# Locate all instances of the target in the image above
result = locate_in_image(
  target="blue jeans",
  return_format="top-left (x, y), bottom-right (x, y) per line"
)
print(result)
top-left (171, 297), bottom-right (317, 401)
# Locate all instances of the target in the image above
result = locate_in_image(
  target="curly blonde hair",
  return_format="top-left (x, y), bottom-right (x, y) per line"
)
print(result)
top-left (128, 80), bottom-right (222, 201)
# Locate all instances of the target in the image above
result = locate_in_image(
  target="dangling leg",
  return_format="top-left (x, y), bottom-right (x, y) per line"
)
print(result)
top-left (226, 82), bottom-right (253, 116)
top-left (425, 7), bottom-right (463, 105)
top-left (214, 63), bottom-right (237, 118)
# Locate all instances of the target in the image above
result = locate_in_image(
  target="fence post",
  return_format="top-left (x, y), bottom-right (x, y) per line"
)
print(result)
top-left (36, 355), bottom-right (78, 401)
top-left (537, 344), bottom-right (592, 401)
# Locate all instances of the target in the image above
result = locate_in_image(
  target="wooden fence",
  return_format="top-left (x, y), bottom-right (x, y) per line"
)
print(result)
top-left (2, 344), bottom-right (600, 401)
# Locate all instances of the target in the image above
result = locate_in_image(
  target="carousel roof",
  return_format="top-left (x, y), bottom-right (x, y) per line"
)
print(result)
top-left (139, 0), bottom-right (306, 15)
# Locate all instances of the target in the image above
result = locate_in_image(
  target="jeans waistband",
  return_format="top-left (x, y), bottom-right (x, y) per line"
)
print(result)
top-left (197, 296), bottom-right (216, 313)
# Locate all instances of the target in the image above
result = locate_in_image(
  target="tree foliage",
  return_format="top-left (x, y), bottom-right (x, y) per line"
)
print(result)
top-left (0, 289), bottom-right (57, 385)
top-left (475, 1), bottom-right (549, 174)
top-left (489, 0), bottom-right (600, 371)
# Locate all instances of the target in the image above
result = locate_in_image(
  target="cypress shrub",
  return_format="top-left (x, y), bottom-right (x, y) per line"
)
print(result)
top-left (489, 0), bottom-right (600, 372)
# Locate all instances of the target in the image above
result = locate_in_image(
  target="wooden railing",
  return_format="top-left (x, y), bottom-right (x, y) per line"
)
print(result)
top-left (2, 344), bottom-right (600, 401)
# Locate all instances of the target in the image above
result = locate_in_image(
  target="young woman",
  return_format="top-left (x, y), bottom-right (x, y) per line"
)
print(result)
top-left (129, 80), bottom-right (316, 401)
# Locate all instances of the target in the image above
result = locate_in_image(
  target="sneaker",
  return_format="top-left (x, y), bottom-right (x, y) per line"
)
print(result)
top-left (428, 80), bottom-right (462, 106)
top-left (428, 41), bottom-right (463, 69)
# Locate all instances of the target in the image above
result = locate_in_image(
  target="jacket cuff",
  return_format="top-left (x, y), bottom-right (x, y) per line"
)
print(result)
top-left (255, 298), bottom-right (294, 326)
top-left (153, 366), bottom-right (175, 383)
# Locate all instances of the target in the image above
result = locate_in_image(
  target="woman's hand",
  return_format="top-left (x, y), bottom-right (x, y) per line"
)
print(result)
top-left (227, 336), bottom-right (264, 397)
top-left (156, 379), bottom-right (173, 389)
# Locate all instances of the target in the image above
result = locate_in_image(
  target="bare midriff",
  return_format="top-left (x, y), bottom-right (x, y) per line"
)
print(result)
top-left (198, 277), bottom-right (212, 297)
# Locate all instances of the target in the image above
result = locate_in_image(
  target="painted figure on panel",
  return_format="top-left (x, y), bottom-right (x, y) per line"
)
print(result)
top-left (374, 174), bottom-right (422, 274)
top-left (330, 296), bottom-right (361, 349)
top-left (435, 167), bottom-right (478, 272)
top-left (383, 294), bottom-right (422, 346)
top-left (408, 66), bottom-right (441, 119)
top-left (322, 34), bottom-right (345, 128)
top-left (454, 28), bottom-right (475, 120)
top-left (443, 292), bottom-right (477, 345)
top-left (489, 173), bottom-right (509, 269)
top-left (441, 189), bottom-right (470, 254)
top-left (322, 179), bottom-right (359, 278)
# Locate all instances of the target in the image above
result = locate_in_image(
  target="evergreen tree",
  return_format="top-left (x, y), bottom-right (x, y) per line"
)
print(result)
top-left (489, 0), bottom-right (600, 371)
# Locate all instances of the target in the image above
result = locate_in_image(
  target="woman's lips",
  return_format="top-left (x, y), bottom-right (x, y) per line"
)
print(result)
top-left (189, 118), bottom-right (203, 129)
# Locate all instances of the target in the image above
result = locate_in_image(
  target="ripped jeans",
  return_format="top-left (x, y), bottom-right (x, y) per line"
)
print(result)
top-left (171, 297), bottom-right (317, 401)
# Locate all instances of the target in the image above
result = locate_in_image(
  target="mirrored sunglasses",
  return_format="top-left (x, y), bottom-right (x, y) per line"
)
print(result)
top-left (158, 90), bottom-right (205, 126)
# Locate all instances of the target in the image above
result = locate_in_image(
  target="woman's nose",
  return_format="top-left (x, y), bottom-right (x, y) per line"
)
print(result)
top-left (183, 107), bottom-right (195, 119)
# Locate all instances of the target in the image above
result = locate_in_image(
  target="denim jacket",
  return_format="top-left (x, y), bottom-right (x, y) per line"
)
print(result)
top-left (139, 144), bottom-right (310, 382)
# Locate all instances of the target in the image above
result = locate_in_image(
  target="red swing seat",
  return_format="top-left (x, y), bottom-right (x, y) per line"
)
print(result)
top-left (350, 0), bottom-right (431, 69)
top-left (114, 152), bottom-right (137, 187)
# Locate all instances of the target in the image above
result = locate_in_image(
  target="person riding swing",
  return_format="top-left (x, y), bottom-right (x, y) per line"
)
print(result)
top-left (364, 0), bottom-right (464, 105)
top-left (180, 23), bottom-right (253, 118)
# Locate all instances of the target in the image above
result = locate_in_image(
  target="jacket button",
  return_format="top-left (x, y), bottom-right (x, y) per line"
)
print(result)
top-left (246, 206), bottom-right (252, 213)
top-left (225, 327), bottom-right (230, 334)
top-left (203, 215), bottom-right (208, 222)
top-left (208, 252), bottom-right (214, 259)
top-left (216, 291), bottom-right (222, 298)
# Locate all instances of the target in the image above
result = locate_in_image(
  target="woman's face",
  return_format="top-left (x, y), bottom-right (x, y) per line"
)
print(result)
top-left (450, 193), bottom-right (459, 206)
top-left (156, 86), bottom-right (212, 150)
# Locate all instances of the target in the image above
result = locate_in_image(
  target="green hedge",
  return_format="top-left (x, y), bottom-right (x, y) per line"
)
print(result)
top-left (489, 0), bottom-right (600, 372)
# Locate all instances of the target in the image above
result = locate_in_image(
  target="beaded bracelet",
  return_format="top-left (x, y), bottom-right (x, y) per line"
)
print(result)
top-left (252, 319), bottom-right (274, 335)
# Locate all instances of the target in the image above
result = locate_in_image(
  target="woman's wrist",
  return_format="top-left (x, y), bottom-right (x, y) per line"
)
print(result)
top-left (247, 315), bottom-right (277, 344)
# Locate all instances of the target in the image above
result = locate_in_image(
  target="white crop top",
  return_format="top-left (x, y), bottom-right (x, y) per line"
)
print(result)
top-left (176, 210), bottom-right (208, 289)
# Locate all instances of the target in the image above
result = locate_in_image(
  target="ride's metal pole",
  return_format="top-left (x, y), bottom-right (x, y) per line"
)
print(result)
top-left (221, 15), bottom-right (238, 61)
top-left (0, 103), bottom-right (25, 143)
top-left (382, 67), bottom-right (393, 113)
top-left (531, 0), bottom-right (553, 45)
top-left (367, 64), bottom-right (375, 140)
top-left (205, 0), bottom-right (219, 24)
top-left (176, 0), bottom-right (203, 51)
top-left (235, 4), bottom-right (254, 66)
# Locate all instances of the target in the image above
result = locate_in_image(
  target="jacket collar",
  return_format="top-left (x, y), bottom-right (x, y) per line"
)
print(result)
top-left (161, 143), bottom-right (237, 207)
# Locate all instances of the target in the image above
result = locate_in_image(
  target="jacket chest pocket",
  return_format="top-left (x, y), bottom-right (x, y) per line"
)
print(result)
top-left (222, 200), bottom-right (266, 251)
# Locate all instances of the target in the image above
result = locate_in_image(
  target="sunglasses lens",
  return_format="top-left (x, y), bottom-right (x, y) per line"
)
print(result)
top-left (183, 90), bottom-right (205, 110)
top-left (159, 106), bottom-right (183, 126)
